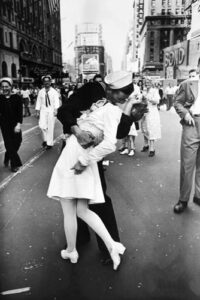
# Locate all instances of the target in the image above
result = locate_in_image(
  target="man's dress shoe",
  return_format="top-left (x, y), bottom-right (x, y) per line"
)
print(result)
top-left (173, 201), bottom-right (188, 214)
top-left (193, 197), bottom-right (200, 206)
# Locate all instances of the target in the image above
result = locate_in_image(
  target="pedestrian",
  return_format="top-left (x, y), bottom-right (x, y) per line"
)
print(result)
top-left (156, 83), bottom-right (164, 110)
top-left (141, 77), bottom-right (161, 157)
top-left (93, 74), bottom-right (103, 83)
top-left (189, 68), bottom-right (197, 79)
top-left (35, 75), bottom-right (60, 150)
top-left (20, 86), bottom-right (31, 117)
top-left (56, 71), bottom-right (147, 265)
top-left (164, 83), bottom-right (175, 111)
top-left (0, 77), bottom-right (23, 172)
top-left (173, 67), bottom-right (200, 214)
top-left (119, 81), bottom-right (142, 156)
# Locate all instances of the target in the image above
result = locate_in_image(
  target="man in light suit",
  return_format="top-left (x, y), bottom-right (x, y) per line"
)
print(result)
top-left (173, 68), bottom-right (200, 213)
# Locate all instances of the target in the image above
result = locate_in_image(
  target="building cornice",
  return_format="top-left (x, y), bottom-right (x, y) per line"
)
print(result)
top-left (140, 14), bottom-right (191, 35)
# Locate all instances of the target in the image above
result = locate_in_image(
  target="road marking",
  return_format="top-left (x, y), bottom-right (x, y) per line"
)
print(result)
top-left (1, 287), bottom-right (31, 295)
top-left (0, 135), bottom-right (62, 192)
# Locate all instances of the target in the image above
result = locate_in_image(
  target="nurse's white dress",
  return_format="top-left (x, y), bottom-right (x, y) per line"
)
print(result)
top-left (47, 102), bottom-right (122, 204)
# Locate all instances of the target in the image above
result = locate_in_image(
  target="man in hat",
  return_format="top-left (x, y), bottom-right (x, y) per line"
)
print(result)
top-left (0, 77), bottom-right (23, 172)
top-left (35, 75), bottom-right (60, 149)
top-left (57, 71), bottom-right (147, 263)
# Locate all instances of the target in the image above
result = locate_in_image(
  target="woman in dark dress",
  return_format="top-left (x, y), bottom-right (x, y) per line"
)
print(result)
top-left (0, 78), bottom-right (23, 172)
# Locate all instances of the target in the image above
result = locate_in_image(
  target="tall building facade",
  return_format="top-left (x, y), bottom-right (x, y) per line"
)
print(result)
top-left (0, 0), bottom-right (62, 84)
top-left (163, 0), bottom-right (200, 81)
top-left (74, 23), bottom-right (105, 81)
top-left (136, 0), bottom-right (192, 77)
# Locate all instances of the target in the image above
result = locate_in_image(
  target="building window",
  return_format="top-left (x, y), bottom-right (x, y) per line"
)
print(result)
top-left (162, 0), bottom-right (166, 5)
top-left (2, 61), bottom-right (8, 77)
top-left (5, 31), bottom-right (8, 43)
top-left (160, 30), bottom-right (170, 49)
top-left (150, 31), bottom-right (154, 39)
top-left (9, 32), bottom-right (13, 48)
top-left (150, 40), bottom-right (154, 47)
top-left (175, 8), bottom-right (179, 14)
top-left (0, 28), bottom-right (3, 45)
top-left (2, 3), bottom-right (7, 16)
top-left (11, 63), bottom-right (17, 78)
top-left (159, 50), bottom-right (163, 62)
top-left (167, 0), bottom-right (171, 6)
top-left (151, 8), bottom-right (156, 15)
top-left (150, 48), bottom-right (154, 61)
top-left (161, 9), bottom-right (165, 15)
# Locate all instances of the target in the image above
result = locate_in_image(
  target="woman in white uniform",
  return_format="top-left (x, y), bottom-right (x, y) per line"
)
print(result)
top-left (141, 78), bottom-right (161, 157)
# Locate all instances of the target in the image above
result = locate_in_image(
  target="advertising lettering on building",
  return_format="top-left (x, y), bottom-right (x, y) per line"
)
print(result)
top-left (164, 40), bottom-right (189, 80)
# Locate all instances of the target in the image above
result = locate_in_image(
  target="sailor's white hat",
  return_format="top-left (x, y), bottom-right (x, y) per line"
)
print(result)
top-left (104, 71), bottom-right (132, 90)
top-left (41, 75), bottom-right (52, 81)
top-left (0, 77), bottom-right (13, 86)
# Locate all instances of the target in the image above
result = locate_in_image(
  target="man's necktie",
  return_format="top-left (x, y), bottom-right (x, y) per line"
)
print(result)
top-left (45, 92), bottom-right (50, 107)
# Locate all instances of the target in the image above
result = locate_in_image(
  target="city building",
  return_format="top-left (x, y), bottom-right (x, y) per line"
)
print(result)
top-left (74, 23), bottom-right (105, 81)
top-left (131, 0), bottom-right (145, 73)
top-left (0, 0), bottom-right (62, 85)
top-left (163, 0), bottom-right (200, 82)
top-left (137, 0), bottom-right (192, 77)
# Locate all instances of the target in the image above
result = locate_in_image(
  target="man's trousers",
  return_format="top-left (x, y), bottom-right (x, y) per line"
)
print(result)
top-left (179, 117), bottom-right (200, 202)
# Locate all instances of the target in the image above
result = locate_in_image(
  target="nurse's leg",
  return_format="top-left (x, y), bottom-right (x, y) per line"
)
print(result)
top-left (60, 198), bottom-right (77, 252)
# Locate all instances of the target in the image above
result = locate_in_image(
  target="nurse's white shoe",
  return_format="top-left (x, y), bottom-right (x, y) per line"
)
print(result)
top-left (61, 249), bottom-right (79, 263)
top-left (109, 242), bottom-right (126, 270)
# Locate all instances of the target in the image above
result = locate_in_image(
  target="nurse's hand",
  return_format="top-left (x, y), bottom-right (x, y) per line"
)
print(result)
top-left (71, 161), bottom-right (86, 174)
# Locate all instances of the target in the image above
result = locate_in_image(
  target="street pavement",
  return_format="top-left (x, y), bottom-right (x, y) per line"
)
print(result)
top-left (1, 107), bottom-right (200, 300)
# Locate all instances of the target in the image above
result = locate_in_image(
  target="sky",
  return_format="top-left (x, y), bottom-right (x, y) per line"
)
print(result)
top-left (60, 0), bottom-right (133, 71)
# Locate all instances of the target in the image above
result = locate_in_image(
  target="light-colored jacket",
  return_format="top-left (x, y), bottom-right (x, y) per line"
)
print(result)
top-left (174, 79), bottom-right (199, 122)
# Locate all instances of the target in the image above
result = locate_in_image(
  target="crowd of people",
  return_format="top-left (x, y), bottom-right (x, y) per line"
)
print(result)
top-left (1, 67), bottom-right (200, 271)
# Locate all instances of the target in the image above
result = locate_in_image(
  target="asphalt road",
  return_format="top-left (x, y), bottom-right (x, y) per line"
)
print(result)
top-left (1, 108), bottom-right (200, 300)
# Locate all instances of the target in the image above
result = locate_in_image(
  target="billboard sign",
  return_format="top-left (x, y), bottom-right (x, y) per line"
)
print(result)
top-left (79, 33), bottom-right (99, 46)
top-left (82, 54), bottom-right (99, 73)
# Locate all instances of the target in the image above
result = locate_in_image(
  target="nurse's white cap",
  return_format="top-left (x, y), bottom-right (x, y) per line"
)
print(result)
top-left (104, 71), bottom-right (132, 90)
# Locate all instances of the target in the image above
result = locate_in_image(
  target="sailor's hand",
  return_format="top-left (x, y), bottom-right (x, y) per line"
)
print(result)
top-left (14, 123), bottom-right (21, 133)
top-left (131, 102), bottom-right (148, 122)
